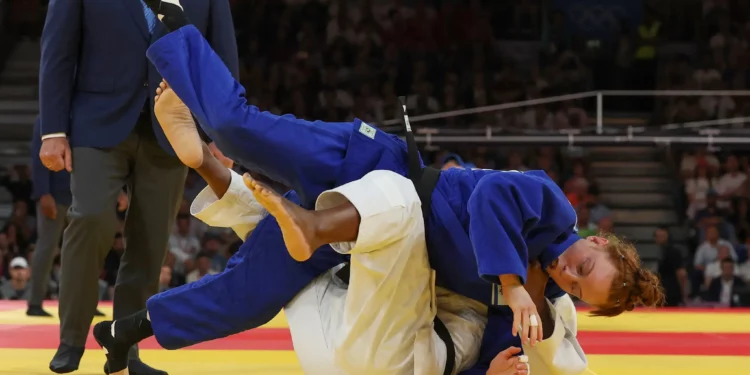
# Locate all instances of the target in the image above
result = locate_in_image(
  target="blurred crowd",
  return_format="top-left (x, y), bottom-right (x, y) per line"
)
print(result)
top-left (659, 1), bottom-right (750, 125)
top-left (676, 149), bottom-right (750, 306)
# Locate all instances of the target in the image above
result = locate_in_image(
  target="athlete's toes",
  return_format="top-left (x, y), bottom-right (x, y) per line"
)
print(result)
top-left (243, 173), bottom-right (259, 191)
top-left (160, 80), bottom-right (168, 90)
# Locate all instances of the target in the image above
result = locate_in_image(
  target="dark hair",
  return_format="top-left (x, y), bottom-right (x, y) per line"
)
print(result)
top-left (195, 251), bottom-right (211, 261)
top-left (721, 257), bottom-right (736, 266)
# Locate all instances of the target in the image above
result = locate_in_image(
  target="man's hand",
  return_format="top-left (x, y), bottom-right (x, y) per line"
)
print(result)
top-left (39, 194), bottom-right (57, 220)
top-left (117, 191), bottom-right (129, 212)
top-left (39, 137), bottom-right (72, 172)
top-left (208, 142), bottom-right (234, 168)
top-left (487, 347), bottom-right (530, 375)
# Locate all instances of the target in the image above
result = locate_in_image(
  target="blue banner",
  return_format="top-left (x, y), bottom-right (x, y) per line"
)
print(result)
top-left (553, 0), bottom-right (643, 40)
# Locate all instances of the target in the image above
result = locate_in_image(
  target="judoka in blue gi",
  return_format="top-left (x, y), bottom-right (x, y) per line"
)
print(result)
top-left (93, 140), bottom-right (580, 375)
top-left (94, 1), bottom-right (663, 374)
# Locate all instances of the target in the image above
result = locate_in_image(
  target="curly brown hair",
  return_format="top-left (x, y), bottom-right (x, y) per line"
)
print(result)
top-left (589, 234), bottom-right (666, 317)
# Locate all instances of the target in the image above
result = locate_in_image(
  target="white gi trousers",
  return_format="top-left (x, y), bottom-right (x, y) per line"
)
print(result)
top-left (286, 170), bottom-right (485, 375)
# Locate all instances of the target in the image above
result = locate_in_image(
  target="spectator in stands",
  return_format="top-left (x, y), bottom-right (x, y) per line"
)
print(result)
top-left (575, 205), bottom-right (597, 237)
top-left (681, 148), bottom-right (720, 179)
top-left (596, 217), bottom-right (614, 234)
top-left (0, 233), bottom-right (10, 279)
top-left (186, 252), bottom-right (217, 284)
top-left (655, 227), bottom-right (688, 306)
top-left (703, 244), bottom-right (739, 287)
top-left (564, 161), bottom-right (589, 207)
top-left (202, 234), bottom-right (227, 273)
top-left (586, 185), bottom-right (612, 224)
top-left (0, 257), bottom-right (31, 300)
top-left (9, 200), bottom-right (35, 245)
top-left (0, 164), bottom-right (33, 209)
top-left (506, 151), bottom-right (528, 171)
top-left (158, 266), bottom-right (172, 293)
top-left (685, 165), bottom-right (719, 219)
top-left (169, 214), bottom-right (202, 281)
top-left (717, 155), bottom-right (747, 206)
top-left (2, 223), bottom-right (27, 259)
top-left (693, 55), bottom-right (722, 88)
top-left (694, 191), bottom-right (735, 241)
top-left (694, 225), bottom-right (737, 273)
top-left (704, 258), bottom-right (746, 306)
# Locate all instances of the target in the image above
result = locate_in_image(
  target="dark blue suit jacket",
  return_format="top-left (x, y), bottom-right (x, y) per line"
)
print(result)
top-left (39, 0), bottom-right (239, 153)
top-left (31, 117), bottom-right (72, 206)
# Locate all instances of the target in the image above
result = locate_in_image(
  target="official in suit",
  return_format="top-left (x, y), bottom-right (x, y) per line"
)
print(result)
top-left (38, 0), bottom-right (238, 373)
top-left (27, 117), bottom-right (71, 317)
top-left (704, 258), bottom-right (747, 306)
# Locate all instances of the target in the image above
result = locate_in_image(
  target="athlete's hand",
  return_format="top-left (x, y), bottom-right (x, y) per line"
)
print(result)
top-left (487, 347), bottom-right (530, 375)
top-left (208, 142), bottom-right (234, 168)
top-left (39, 137), bottom-right (72, 172)
top-left (501, 275), bottom-right (543, 347)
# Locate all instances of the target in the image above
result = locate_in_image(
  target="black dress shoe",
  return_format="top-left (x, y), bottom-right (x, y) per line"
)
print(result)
top-left (26, 305), bottom-right (53, 317)
top-left (49, 343), bottom-right (85, 374)
top-left (103, 359), bottom-right (169, 375)
top-left (94, 309), bottom-right (106, 317)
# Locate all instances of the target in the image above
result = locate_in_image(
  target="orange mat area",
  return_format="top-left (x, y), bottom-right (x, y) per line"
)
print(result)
top-left (1, 301), bottom-right (749, 375)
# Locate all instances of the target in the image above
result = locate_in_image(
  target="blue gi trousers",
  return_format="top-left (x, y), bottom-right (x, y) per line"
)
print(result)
top-left (146, 192), bottom-right (346, 349)
top-left (147, 25), bottom-right (410, 209)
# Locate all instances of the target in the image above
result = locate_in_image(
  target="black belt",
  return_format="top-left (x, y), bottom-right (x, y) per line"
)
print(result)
top-left (398, 96), bottom-right (454, 375)
top-left (335, 98), bottom-right (454, 375)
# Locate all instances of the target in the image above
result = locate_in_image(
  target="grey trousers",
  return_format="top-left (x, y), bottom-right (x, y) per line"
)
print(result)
top-left (28, 202), bottom-right (69, 306)
top-left (58, 122), bottom-right (187, 357)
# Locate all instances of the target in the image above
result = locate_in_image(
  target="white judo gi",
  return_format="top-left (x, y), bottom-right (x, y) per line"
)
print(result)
top-left (191, 169), bottom-right (587, 375)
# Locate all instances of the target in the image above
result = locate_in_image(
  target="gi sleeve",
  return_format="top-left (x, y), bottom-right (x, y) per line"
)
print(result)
top-left (524, 295), bottom-right (587, 375)
top-left (39, 0), bottom-right (81, 136)
top-left (190, 169), bottom-right (267, 239)
top-left (468, 171), bottom-right (576, 284)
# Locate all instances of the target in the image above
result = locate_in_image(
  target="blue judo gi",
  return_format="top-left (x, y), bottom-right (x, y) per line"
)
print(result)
top-left (146, 25), bottom-right (582, 371)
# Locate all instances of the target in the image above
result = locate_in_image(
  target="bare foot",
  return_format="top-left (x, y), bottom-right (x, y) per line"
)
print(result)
top-left (242, 173), bottom-right (318, 261)
top-left (154, 80), bottom-right (203, 168)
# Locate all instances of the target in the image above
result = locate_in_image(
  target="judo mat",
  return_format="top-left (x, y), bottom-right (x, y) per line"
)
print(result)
top-left (0, 301), bottom-right (748, 375)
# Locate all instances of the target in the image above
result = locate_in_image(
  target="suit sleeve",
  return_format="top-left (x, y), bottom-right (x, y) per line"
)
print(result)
top-left (39, 0), bottom-right (81, 136)
top-left (524, 295), bottom-right (587, 375)
top-left (468, 171), bottom-right (575, 284)
top-left (207, 0), bottom-right (239, 80)
top-left (190, 169), bottom-right (266, 240)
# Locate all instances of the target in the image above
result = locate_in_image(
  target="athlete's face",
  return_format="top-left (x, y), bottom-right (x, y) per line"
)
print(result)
top-left (546, 237), bottom-right (616, 307)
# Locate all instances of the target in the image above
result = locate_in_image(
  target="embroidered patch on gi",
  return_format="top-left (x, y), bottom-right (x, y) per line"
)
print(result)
top-left (359, 122), bottom-right (377, 139)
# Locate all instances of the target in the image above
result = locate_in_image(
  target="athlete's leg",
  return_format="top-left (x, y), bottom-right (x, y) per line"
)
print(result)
top-left (93, 216), bottom-right (344, 374)
top-left (251, 170), bottom-right (445, 374)
top-left (146, 14), bottom-right (355, 207)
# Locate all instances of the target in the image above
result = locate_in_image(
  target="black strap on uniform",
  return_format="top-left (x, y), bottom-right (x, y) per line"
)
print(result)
top-left (433, 315), bottom-right (457, 375)
top-left (397, 97), bottom-right (454, 375)
top-left (397, 97), bottom-right (441, 224)
top-left (336, 98), bottom-right (453, 375)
